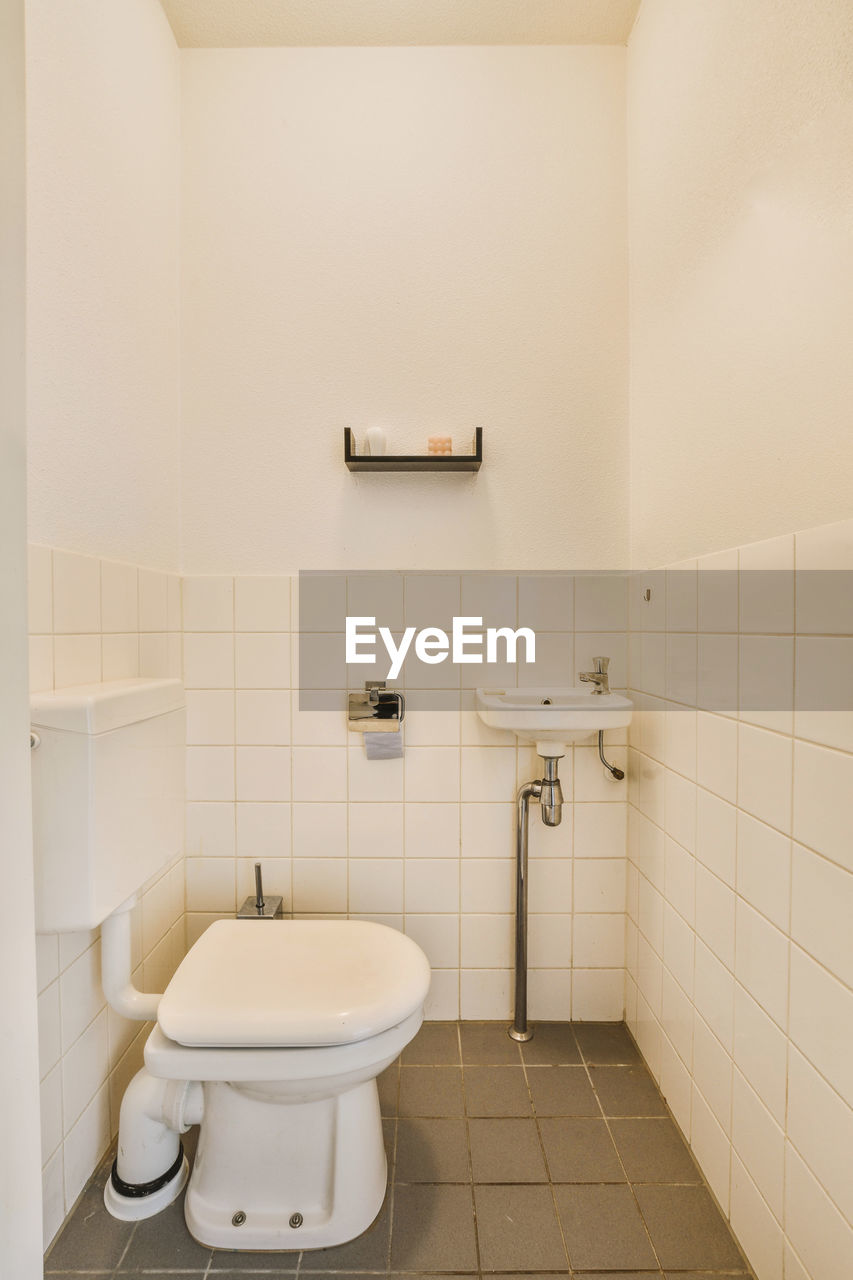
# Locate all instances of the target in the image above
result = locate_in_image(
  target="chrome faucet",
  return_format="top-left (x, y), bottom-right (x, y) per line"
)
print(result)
top-left (579, 656), bottom-right (610, 694)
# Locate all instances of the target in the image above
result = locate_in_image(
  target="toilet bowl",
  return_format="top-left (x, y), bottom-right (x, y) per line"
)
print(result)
top-left (107, 918), bottom-right (430, 1251)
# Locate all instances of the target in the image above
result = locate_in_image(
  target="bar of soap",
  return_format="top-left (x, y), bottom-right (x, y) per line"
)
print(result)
top-left (428, 435), bottom-right (453, 455)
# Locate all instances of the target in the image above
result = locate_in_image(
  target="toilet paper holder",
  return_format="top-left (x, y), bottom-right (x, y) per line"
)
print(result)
top-left (347, 682), bottom-right (405, 733)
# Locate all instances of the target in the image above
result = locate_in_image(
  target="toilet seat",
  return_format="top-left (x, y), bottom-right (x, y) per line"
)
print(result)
top-left (157, 919), bottom-right (430, 1049)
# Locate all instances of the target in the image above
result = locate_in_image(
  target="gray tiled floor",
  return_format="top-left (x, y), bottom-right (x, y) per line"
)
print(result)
top-left (44, 1021), bottom-right (754, 1279)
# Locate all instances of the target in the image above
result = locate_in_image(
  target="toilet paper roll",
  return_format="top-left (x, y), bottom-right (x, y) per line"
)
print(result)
top-left (364, 730), bottom-right (403, 760)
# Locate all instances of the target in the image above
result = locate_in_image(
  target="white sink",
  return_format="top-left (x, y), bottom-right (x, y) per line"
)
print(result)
top-left (475, 686), bottom-right (633, 757)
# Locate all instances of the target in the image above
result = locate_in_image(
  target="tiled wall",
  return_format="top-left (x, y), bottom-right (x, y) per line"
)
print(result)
top-left (625, 518), bottom-right (853, 1280)
top-left (28, 546), bottom-right (185, 1249)
top-left (182, 573), bottom-right (629, 1022)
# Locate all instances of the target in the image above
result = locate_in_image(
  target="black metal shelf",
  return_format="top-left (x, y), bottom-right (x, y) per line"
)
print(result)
top-left (344, 427), bottom-right (482, 473)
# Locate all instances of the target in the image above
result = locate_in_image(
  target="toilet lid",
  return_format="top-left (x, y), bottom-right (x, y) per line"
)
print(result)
top-left (157, 919), bottom-right (431, 1048)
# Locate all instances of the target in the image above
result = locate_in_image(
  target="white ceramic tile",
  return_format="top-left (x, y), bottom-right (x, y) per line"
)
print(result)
top-left (37, 983), bottom-right (61, 1079)
top-left (729, 1153), bottom-right (783, 1280)
top-left (236, 746), bottom-right (291, 802)
top-left (663, 902), bottom-right (695, 996)
top-left (405, 915), bottom-right (459, 969)
top-left (402, 707), bottom-right (461, 747)
top-left (517, 573), bottom-right (573, 632)
top-left (347, 746), bottom-right (403, 802)
top-left (527, 858), bottom-right (572, 915)
top-left (62, 1081), bottom-right (110, 1209)
top-left (293, 633), bottom-right (347, 690)
top-left (573, 802), bottom-right (626, 859)
top-left (403, 574), bottom-right (460, 632)
top-left (101, 633), bottom-right (138, 681)
top-left (138, 569), bottom-right (169, 632)
top-left (290, 745), bottom-right (345, 803)
top-left (733, 983), bottom-right (787, 1123)
top-left (97, 559), bottom-right (137, 634)
top-left (293, 573), bottom-right (346, 633)
top-left (235, 633), bottom-right (291, 689)
top-left (574, 633), bottom-right (627, 690)
top-left (695, 866), bottom-right (735, 970)
top-left (574, 745), bottom-right (627, 802)
top-left (404, 746), bottom-right (460, 802)
top-left (139, 633), bottom-right (170, 678)
top-left (236, 857), bottom-right (290, 907)
top-left (664, 706), bottom-right (697, 780)
top-left (665, 560), bottom-right (698, 633)
top-left (574, 573), bottom-right (628, 631)
top-left (460, 968), bottom-right (512, 1019)
top-left (167, 574), bottom-right (181, 631)
top-left (347, 573), bottom-right (405, 632)
top-left (183, 632), bottom-right (234, 689)
top-left (573, 859), bottom-right (625, 913)
top-left (185, 802), bottom-right (235, 858)
top-left (292, 858), bottom-right (347, 914)
top-left (236, 803), bottom-right (291, 860)
top-left (35, 934), bottom-right (59, 994)
top-left (738, 635), bottom-right (794, 735)
top-left (665, 770), bottom-right (696, 853)
top-left (424, 969), bottom-right (460, 1019)
top-left (460, 803), bottom-right (514, 858)
top-left (787, 1044), bottom-right (853, 1225)
top-left (731, 1067), bottom-right (785, 1219)
top-left (697, 633), bottom-right (738, 715)
top-left (791, 843), bottom-right (853, 990)
top-left (793, 739), bottom-right (853, 872)
top-left (290, 802), bottom-right (347, 859)
top-left (348, 803), bottom-right (403, 860)
top-left (40, 1064), bottom-right (63, 1163)
top-left (460, 914), bottom-right (514, 968)
top-left (186, 746), bottom-right (234, 802)
top-left (659, 1036), bottom-right (692, 1136)
top-left (53, 635), bottom-right (101, 688)
top-left (638, 876), bottom-right (664, 954)
top-left (141, 871), bottom-right (173, 956)
top-left (459, 746), bottom-right (516, 802)
top-left (660, 968), bottom-right (693, 1063)
top-left (736, 813), bottom-right (791, 931)
top-left (405, 859), bottom-right (459, 913)
top-left (785, 1143), bottom-right (853, 1280)
top-left (697, 549), bottom-right (739, 632)
top-left (690, 1087), bottom-right (731, 1213)
top-left (186, 690), bottom-right (235, 745)
top-left (694, 939), bottom-right (734, 1052)
top-left (52, 550), bottom-right (100, 634)
top-left (696, 712), bottom-right (738, 802)
top-left (404, 802), bottom-right (459, 859)
top-left (58, 943), bottom-right (102, 1051)
top-left (663, 836), bottom-right (694, 927)
top-left (28, 544), bottom-right (52, 633)
top-left (61, 1009), bottom-right (109, 1129)
top-left (461, 859), bottom-right (515, 914)
top-left (735, 900), bottom-right (788, 1029)
top-left (29, 635), bottom-right (54, 691)
top-left (665, 633), bottom-right (697, 706)
top-left (292, 697), bottom-right (348, 746)
top-left (692, 1012), bottom-right (733, 1131)
top-left (739, 534), bottom-right (795, 635)
top-left (234, 576), bottom-right (290, 632)
top-left (637, 933), bottom-right (663, 1019)
top-left (795, 517), bottom-right (853, 634)
top-left (794, 636), bottom-right (853, 754)
top-left (695, 788), bottom-right (736, 885)
top-left (349, 858), bottom-right (403, 914)
top-left (517, 630), bottom-right (574, 687)
top-left (460, 574), bottom-right (517, 630)
top-left (182, 575), bottom-right (233, 631)
top-left (185, 857), bottom-right (236, 912)
top-left (737, 723), bottom-right (792, 835)
top-left (789, 944), bottom-right (853, 1109)
top-left (572, 913), bottom-right (623, 967)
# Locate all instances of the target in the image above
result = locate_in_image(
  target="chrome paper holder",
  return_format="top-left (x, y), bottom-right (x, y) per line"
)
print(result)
top-left (347, 682), bottom-right (405, 733)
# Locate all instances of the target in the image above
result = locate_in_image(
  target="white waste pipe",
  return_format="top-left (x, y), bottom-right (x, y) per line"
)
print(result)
top-left (101, 901), bottom-right (161, 1022)
top-left (105, 1069), bottom-right (203, 1219)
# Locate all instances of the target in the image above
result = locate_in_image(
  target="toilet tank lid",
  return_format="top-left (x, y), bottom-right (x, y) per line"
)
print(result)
top-left (31, 678), bottom-right (185, 734)
top-left (157, 919), bottom-right (431, 1048)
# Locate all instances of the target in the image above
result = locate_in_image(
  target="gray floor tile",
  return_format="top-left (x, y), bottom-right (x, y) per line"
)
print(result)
top-left (575, 1273), bottom-right (661, 1279)
top-left (300, 1197), bottom-right (390, 1271)
top-left (117, 1196), bottom-right (212, 1270)
top-left (118, 1273), bottom-right (209, 1279)
top-left (378, 1060), bottom-right (400, 1115)
top-left (634, 1185), bottom-right (746, 1271)
top-left (554, 1184), bottom-right (657, 1271)
top-left (399, 1065), bottom-right (465, 1116)
top-left (44, 1180), bottom-right (134, 1272)
top-left (474, 1184), bottom-right (568, 1272)
top-left (210, 1249), bottom-right (301, 1269)
top-left (402, 1021), bottom-right (461, 1064)
top-left (590, 1064), bottom-right (669, 1116)
top-left (527, 1065), bottom-right (600, 1116)
top-left (395, 1117), bottom-right (470, 1182)
top-left (468, 1118), bottom-right (548, 1183)
top-left (464, 1065), bottom-right (532, 1116)
top-left (539, 1117), bottom-right (625, 1182)
top-left (574, 1022), bottom-right (642, 1064)
top-left (391, 1184), bottom-right (478, 1272)
top-left (208, 1270), bottom-right (297, 1277)
top-left (610, 1117), bottom-right (702, 1183)
top-left (662, 1273), bottom-right (748, 1278)
top-left (460, 1021), bottom-right (522, 1064)
top-left (519, 1022), bottom-right (581, 1065)
top-left (384, 1117), bottom-right (396, 1170)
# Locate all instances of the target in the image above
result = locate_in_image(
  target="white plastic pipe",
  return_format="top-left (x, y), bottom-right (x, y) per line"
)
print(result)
top-left (101, 902), bottom-right (161, 1022)
top-left (114, 1068), bottom-right (184, 1186)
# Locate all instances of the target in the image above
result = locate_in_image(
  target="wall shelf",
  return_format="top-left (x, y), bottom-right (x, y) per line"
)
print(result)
top-left (344, 427), bottom-right (482, 473)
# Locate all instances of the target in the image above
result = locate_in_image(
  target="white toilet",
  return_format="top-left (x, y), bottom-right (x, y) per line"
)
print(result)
top-left (30, 678), bottom-right (430, 1252)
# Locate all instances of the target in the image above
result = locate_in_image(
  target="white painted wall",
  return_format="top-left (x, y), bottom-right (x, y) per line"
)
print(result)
top-left (628, 0), bottom-right (853, 569)
top-left (180, 47), bottom-right (629, 573)
top-left (26, 0), bottom-right (181, 571)
top-left (0, 0), bottom-right (45, 1273)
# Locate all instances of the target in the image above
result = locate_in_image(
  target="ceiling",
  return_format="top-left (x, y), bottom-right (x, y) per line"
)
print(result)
top-left (159, 0), bottom-right (642, 48)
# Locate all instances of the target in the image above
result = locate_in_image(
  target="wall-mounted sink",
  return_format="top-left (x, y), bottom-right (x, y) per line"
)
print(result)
top-left (475, 686), bottom-right (633, 758)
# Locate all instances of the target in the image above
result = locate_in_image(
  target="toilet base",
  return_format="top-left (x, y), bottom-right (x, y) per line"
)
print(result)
top-left (184, 1076), bottom-right (388, 1250)
top-left (104, 1153), bottom-right (189, 1222)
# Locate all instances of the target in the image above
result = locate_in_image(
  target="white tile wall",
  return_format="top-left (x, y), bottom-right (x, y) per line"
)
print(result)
top-left (28, 547), bottom-right (185, 1250)
top-left (183, 573), bottom-right (629, 1023)
top-left (626, 516), bottom-right (853, 1280)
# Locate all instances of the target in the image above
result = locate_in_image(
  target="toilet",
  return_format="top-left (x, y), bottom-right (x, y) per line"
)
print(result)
top-left (30, 678), bottom-right (430, 1251)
